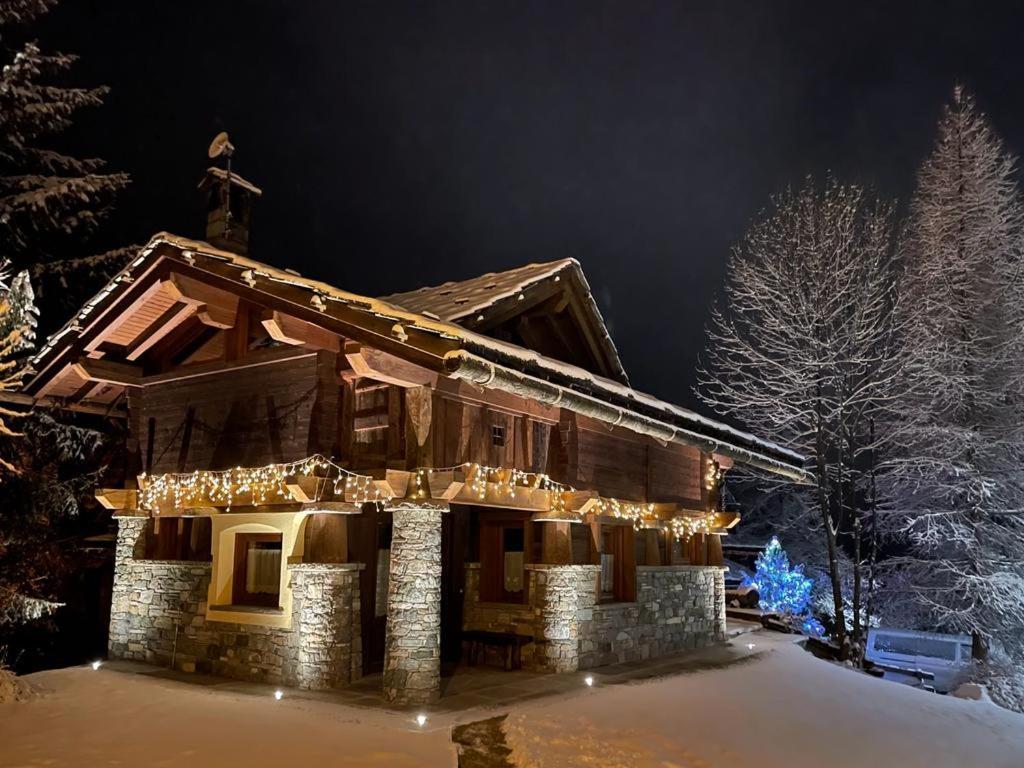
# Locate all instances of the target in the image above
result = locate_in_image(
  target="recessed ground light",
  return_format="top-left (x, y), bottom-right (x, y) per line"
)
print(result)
top-left (416, 713), bottom-right (427, 727)
top-left (274, 690), bottom-right (284, 700)
top-left (584, 675), bottom-right (594, 687)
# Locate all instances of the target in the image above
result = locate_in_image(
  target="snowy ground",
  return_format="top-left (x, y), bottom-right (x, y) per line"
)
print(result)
top-left (0, 665), bottom-right (455, 767)
top-left (505, 633), bottom-right (1024, 768)
top-left (2, 632), bottom-right (1023, 768)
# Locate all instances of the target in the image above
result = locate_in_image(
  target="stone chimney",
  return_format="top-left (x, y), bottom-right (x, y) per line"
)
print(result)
top-left (198, 167), bottom-right (262, 255)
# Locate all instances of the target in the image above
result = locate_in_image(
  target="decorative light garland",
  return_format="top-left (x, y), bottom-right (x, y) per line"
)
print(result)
top-left (668, 513), bottom-right (714, 542)
top-left (596, 498), bottom-right (656, 530)
top-left (705, 459), bottom-right (724, 492)
top-left (138, 454), bottom-right (720, 539)
top-left (410, 462), bottom-right (574, 512)
top-left (138, 455), bottom-right (388, 512)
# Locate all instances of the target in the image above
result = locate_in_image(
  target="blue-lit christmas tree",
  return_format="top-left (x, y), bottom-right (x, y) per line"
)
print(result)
top-left (746, 536), bottom-right (813, 615)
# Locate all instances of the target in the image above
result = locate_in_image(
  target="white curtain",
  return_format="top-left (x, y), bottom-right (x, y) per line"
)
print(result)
top-left (245, 548), bottom-right (281, 594)
top-left (504, 551), bottom-right (524, 592)
top-left (600, 553), bottom-right (615, 594)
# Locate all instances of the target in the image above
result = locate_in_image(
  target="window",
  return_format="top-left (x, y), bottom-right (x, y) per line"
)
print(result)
top-left (479, 517), bottom-right (531, 603)
top-left (232, 533), bottom-right (283, 608)
top-left (491, 424), bottom-right (506, 447)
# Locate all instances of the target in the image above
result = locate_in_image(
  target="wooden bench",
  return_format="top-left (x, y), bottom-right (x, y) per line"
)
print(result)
top-left (462, 630), bottom-right (533, 671)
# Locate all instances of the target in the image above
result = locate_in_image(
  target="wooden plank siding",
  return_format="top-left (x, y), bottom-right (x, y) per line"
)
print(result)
top-left (125, 335), bottom-right (705, 509)
top-left (132, 352), bottom-right (333, 474)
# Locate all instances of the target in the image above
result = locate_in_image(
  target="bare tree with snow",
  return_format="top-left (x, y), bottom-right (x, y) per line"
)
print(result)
top-left (878, 88), bottom-right (1024, 689)
top-left (698, 176), bottom-right (900, 653)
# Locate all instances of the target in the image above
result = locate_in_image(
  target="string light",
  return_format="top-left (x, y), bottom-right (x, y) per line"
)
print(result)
top-left (138, 455), bottom-right (389, 512)
top-left (705, 459), bottom-right (724, 492)
top-left (595, 498), bottom-right (656, 530)
top-left (138, 454), bottom-right (713, 540)
top-left (667, 513), bottom-right (714, 542)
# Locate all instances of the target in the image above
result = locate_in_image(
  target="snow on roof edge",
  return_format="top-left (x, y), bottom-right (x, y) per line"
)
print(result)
top-left (27, 232), bottom-right (805, 471)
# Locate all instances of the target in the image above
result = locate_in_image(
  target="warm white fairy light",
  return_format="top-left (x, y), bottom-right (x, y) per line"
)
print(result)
top-left (415, 713), bottom-right (427, 727)
top-left (460, 462), bottom-right (573, 503)
top-left (667, 513), bottom-right (715, 542)
top-left (139, 454), bottom-right (390, 513)
top-left (274, 689), bottom-right (284, 701)
top-left (91, 660), bottom-right (102, 671)
top-left (705, 459), bottom-right (724, 492)
top-left (596, 497), bottom-right (656, 530)
top-left (584, 675), bottom-right (594, 687)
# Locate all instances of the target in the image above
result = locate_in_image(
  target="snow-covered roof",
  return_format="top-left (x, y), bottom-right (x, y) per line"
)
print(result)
top-left (26, 232), bottom-right (810, 481)
top-left (381, 257), bottom-right (629, 384)
top-left (382, 258), bottom-right (572, 321)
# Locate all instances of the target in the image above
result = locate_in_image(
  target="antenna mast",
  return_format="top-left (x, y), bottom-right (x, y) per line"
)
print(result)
top-left (207, 131), bottom-right (236, 241)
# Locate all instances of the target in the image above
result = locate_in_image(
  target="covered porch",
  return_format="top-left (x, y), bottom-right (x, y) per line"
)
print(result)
top-left (101, 456), bottom-right (736, 705)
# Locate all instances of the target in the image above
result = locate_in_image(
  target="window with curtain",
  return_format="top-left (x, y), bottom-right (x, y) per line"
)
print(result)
top-left (599, 525), bottom-right (636, 603)
top-left (479, 517), bottom-right (530, 603)
top-left (232, 533), bottom-right (283, 608)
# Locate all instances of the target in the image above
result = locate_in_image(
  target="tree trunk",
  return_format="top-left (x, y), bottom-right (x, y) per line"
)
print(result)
top-left (815, 461), bottom-right (846, 653)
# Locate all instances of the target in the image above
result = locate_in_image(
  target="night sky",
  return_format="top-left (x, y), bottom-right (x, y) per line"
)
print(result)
top-left (34, 1), bottom-right (1024, 404)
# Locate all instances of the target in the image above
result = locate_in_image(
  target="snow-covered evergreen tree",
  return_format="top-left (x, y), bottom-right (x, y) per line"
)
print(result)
top-left (0, 0), bottom-right (131, 326)
top-left (0, 259), bottom-right (37, 470)
top-left (0, 0), bottom-right (126, 663)
top-left (744, 536), bottom-right (813, 615)
top-left (699, 176), bottom-right (900, 652)
top-left (879, 88), bottom-right (1024, 671)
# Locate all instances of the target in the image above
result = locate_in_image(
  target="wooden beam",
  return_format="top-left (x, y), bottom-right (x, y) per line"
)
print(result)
top-left (262, 310), bottom-right (340, 352)
top-left (196, 304), bottom-right (236, 329)
top-left (300, 501), bottom-right (364, 515)
top-left (72, 358), bottom-right (143, 387)
top-left (344, 343), bottom-right (438, 388)
top-left (168, 272), bottom-right (240, 329)
top-left (96, 488), bottom-right (138, 511)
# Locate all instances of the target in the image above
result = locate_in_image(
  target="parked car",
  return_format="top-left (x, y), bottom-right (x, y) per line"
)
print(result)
top-left (865, 627), bottom-right (973, 693)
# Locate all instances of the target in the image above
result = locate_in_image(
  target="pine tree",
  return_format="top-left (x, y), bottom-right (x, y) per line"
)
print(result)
top-left (745, 537), bottom-right (813, 615)
top-left (0, 0), bottom-right (131, 327)
top-left (0, 0), bottom-right (126, 665)
top-left (879, 88), bottom-right (1024, 671)
top-left (0, 259), bottom-right (37, 471)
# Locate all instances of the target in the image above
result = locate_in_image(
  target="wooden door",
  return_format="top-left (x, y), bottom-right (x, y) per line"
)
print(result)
top-left (349, 507), bottom-right (392, 675)
top-left (440, 506), bottom-right (468, 667)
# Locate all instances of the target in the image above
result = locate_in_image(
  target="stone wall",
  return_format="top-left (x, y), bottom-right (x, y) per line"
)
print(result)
top-left (108, 516), bottom-right (362, 689)
top-left (460, 560), bottom-right (727, 673)
top-left (382, 504), bottom-right (443, 705)
top-left (578, 565), bottom-right (727, 669)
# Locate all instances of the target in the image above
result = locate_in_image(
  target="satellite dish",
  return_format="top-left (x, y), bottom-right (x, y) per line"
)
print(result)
top-left (208, 131), bottom-right (234, 159)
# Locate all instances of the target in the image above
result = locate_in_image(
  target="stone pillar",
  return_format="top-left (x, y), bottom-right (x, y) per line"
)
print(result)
top-left (108, 516), bottom-right (148, 657)
top-left (531, 564), bottom-right (600, 673)
top-left (287, 563), bottom-right (363, 690)
top-left (382, 503), bottom-right (444, 705)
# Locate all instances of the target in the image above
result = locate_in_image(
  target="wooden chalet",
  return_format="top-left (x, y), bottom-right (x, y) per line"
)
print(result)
top-left (23, 160), bottom-right (808, 704)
